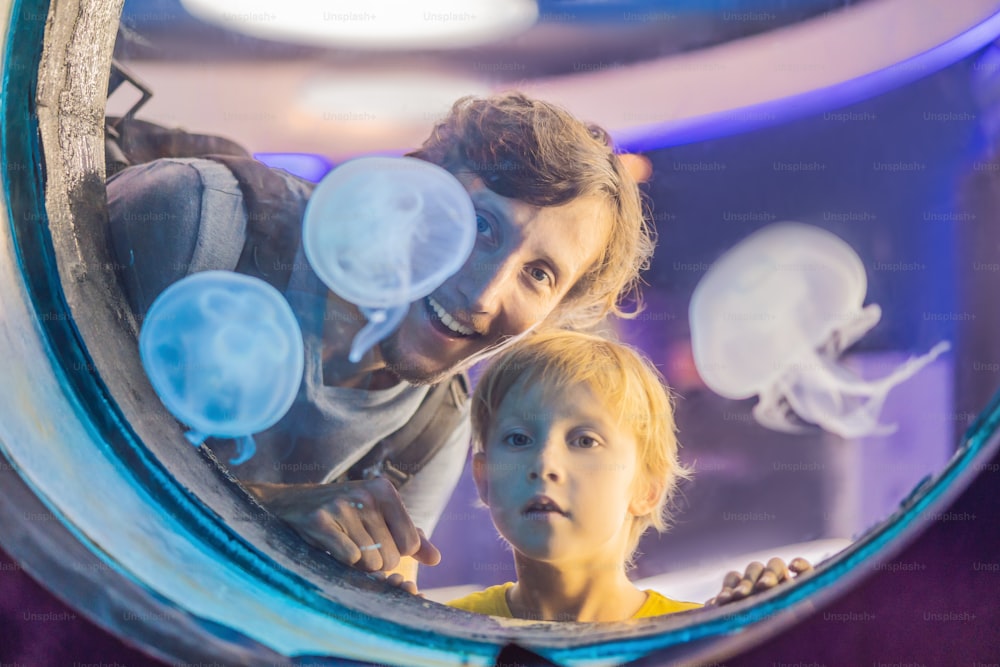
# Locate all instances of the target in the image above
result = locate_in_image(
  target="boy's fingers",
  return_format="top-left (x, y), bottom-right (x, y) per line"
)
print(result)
top-left (790, 557), bottom-right (813, 574)
top-left (754, 571), bottom-right (779, 591)
top-left (767, 557), bottom-right (790, 581)
top-left (722, 571), bottom-right (742, 589)
top-left (753, 557), bottom-right (789, 590)
top-left (743, 561), bottom-right (765, 584)
top-left (735, 561), bottom-right (765, 596)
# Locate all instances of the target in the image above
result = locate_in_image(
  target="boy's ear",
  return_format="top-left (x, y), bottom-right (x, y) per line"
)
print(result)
top-left (472, 452), bottom-right (490, 504)
top-left (629, 476), bottom-right (665, 518)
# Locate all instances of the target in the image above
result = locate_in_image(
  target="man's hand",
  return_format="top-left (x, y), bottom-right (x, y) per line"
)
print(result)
top-left (371, 571), bottom-right (421, 597)
top-left (245, 478), bottom-right (441, 573)
top-left (706, 557), bottom-right (813, 606)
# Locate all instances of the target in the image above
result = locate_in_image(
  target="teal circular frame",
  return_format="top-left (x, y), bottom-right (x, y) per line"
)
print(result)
top-left (2, 0), bottom-right (1000, 664)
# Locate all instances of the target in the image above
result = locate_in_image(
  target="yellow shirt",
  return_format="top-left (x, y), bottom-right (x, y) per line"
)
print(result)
top-left (448, 582), bottom-right (703, 620)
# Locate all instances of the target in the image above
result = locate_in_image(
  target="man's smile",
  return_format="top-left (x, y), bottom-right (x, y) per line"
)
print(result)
top-left (426, 296), bottom-right (476, 338)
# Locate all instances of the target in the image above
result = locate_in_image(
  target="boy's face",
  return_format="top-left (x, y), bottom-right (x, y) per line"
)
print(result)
top-left (378, 175), bottom-right (609, 385)
top-left (473, 377), bottom-right (660, 567)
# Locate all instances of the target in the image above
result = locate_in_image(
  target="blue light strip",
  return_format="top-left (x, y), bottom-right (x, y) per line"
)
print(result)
top-left (615, 8), bottom-right (1000, 152)
top-left (254, 152), bottom-right (333, 182)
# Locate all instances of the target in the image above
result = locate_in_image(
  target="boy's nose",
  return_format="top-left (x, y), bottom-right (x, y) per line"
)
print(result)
top-left (527, 439), bottom-right (563, 483)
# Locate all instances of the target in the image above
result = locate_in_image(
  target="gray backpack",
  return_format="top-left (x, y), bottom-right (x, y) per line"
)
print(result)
top-left (106, 121), bottom-right (469, 490)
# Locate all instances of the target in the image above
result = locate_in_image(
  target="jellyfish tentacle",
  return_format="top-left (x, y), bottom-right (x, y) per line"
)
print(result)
top-left (764, 341), bottom-right (951, 439)
top-left (753, 380), bottom-right (818, 435)
top-left (866, 340), bottom-right (952, 392)
top-left (772, 359), bottom-right (891, 439)
top-left (818, 303), bottom-right (882, 358)
top-left (184, 429), bottom-right (208, 447)
top-left (230, 435), bottom-right (257, 466)
top-left (349, 305), bottom-right (409, 363)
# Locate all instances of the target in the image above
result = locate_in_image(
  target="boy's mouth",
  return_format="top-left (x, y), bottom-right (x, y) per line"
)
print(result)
top-left (522, 495), bottom-right (568, 519)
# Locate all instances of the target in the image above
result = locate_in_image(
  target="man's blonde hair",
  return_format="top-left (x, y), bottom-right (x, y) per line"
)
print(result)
top-left (470, 330), bottom-right (691, 564)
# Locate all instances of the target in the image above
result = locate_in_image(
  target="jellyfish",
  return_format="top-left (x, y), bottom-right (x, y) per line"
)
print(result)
top-left (689, 222), bottom-right (950, 439)
top-left (139, 271), bottom-right (305, 464)
top-left (302, 156), bottom-right (476, 362)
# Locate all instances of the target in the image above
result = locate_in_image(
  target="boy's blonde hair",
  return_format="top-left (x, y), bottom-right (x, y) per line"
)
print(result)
top-left (470, 330), bottom-right (691, 565)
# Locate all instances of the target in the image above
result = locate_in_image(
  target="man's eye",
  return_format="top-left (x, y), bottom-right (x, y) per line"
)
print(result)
top-left (528, 267), bottom-right (551, 284)
top-left (504, 433), bottom-right (531, 447)
top-left (475, 214), bottom-right (490, 234)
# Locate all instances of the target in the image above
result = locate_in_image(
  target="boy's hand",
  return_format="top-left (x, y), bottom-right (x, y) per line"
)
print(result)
top-left (706, 557), bottom-right (813, 606)
top-left (245, 478), bottom-right (441, 573)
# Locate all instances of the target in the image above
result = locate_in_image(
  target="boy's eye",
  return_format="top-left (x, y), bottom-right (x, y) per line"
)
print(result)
top-left (574, 435), bottom-right (599, 449)
top-left (503, 432), bottom-right (532, 447)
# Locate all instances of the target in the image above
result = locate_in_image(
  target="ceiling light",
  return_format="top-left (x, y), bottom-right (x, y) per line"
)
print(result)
top-left (298, 71), bottom-right (489, 126)
top-left (179, 0), bottom-right (538, 50)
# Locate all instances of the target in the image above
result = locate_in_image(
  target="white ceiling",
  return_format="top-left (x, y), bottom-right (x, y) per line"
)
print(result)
top-left (107, 0), bottom-right (1000, 159)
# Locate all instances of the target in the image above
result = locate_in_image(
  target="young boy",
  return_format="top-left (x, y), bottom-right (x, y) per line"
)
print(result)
top-left (447, 330), bottom-right (701, 622)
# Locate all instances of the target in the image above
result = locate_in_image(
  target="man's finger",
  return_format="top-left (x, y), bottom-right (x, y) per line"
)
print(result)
top-left (384, 572), bottom-right (419, 596)
top-left (359, 511), bottom-right (403, 573)
top-left (333, 507), bottom-right (384, 571)
top-left (412, 528), bottom-right (441, 566)
top-left (370, 480), bottom-right (422, 558)
top-left (304, 512), bottom-right (364, 567)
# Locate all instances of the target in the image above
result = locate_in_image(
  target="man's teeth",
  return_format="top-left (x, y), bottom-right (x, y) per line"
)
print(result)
top-left (429, 297), bottom-right (474, 336)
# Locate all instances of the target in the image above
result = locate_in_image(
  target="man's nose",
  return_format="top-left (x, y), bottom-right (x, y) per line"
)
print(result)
top-left (457, 252), bottom-right (518, 315)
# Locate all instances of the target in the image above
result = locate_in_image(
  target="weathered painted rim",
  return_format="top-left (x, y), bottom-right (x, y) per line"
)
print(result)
top-left (2, 0), bottom-right (999, 664)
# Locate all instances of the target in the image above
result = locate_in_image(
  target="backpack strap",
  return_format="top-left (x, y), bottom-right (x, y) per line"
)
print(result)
top-left (201, 153), bottom-right (312, 294)
top-left (339, 371), bottom-right (470, 489)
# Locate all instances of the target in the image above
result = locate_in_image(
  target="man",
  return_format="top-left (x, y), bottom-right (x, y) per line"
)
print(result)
top-left (106, 92), bottom-right (653, 584)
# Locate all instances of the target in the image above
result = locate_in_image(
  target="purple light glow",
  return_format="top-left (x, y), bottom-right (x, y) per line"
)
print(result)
top-left (253, 152), bottom-right (333, 182)
top-left (615, 9), bottom-right (1000, 152)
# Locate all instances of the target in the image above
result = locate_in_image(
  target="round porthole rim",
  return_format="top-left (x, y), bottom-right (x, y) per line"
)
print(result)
top-left (3, 0), bottom-right (1000, 664)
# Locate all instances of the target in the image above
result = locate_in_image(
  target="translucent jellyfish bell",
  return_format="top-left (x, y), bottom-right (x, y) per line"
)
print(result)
top-left (302, 156), bottom-right (476, 362)
top-left (139, 271), bottom-right (305, 464)
top-left (689, 222), bottom-right (950, 439)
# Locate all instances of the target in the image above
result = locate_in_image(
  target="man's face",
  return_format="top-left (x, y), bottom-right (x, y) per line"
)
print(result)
top-left (379, 174), bottom-right (609, 384)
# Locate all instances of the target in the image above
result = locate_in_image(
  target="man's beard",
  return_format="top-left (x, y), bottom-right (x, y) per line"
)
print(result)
top-left (377, 332), bottom-right (456, 386)
top-left (378, 329), bottom-right (525, 386)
